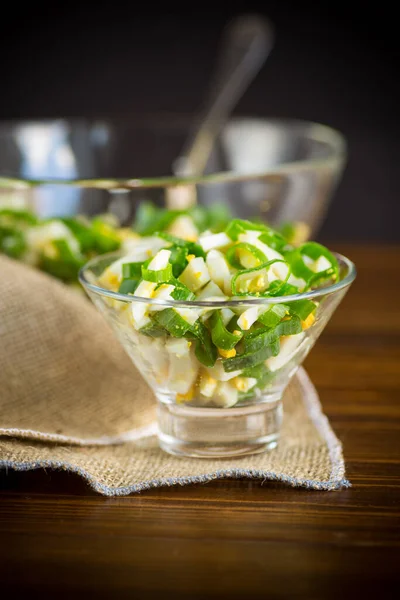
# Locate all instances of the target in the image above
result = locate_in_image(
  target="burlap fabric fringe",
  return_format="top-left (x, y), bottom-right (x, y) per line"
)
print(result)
top-left (0, 255), bottom-right (350, 494)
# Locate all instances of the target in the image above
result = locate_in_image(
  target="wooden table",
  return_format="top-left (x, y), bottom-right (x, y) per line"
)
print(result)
top-left (1, 244), bottom-right (399, 599)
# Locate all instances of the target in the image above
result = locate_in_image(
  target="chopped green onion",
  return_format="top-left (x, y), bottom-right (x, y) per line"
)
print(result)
top-left (285, 242), bottom-right (339, 289)
top-left (210, 311), bottom-right (243, 350)
top-left (223, 339), bottom-right (280, 372)
top-left (231, 259), bottom-right (290, 296)
top-left (257, 304), bottom-right (288, 327)
top-left (169, 245), bottom-right (189, 277)
top-left (40, 239), bottom-right (84, 281)
top-left (156, 232), bottom-right (187, 247)
top-left (139, 322), bottom-right (166, 338)
top-left (90, 218), bottom-right (121, 253)
top-left (288, 299), bottom-right (316, 321)
top-left (118, 279), bottom-right (140, 294)
top-left (0, 208), bottom-right (38, 226)
top-left (122, 261), bottom-right (144, 279)
top-left (190, 321), bottom-right (217, 367)
top-left (169, 279), bottom-right (196, 301)
top-left (244, 316), bottom-right (302, 354)
top-left (242, 363), bottom-right (269, 379)
top-left (268, 281), bottom-right (299, 297)
top-left (226, 242), bottom-right (266, 269)
top-left (141, 262), bottom-right (173, 283)
top-left (156, 232), bottom-right (205, 259)
top-left (238, 390), bottom-right (257, 403)
top-left (225, 219), bottom-right (267, 241)
top-left (242, 363), bottom-right (275, 389)
top-left (154, 308), bottom-right (193, 337)
top-left (61, 217), bottom-right (95, 253)
top-left (133, 202), bottom-right (181, 235)
top-left (0, 226), bottom-right (26, 258)
top-left (203, 203), bottom-right (232, 232)
top-left (258, 230), bottom-right (287, 252)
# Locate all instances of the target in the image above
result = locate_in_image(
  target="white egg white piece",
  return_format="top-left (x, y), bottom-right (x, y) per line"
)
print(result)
top-left (212, 381), bottom-right (238, 408)
top-left (199, 372), bottom-right (218, 398)
top-left (199, 232), bottom-right (231, 252)
top-left (266, 332), bottom-right (306, 372)
top-left (167, 215), bottom-right (198, 241)
top-left (313, 255), bottom-right (332, 273)
top-left (174, 307), bottom-right (201, 326)
top-left (148, 284), bottom-right (176, 312)
top-left (205, 360), bottom-right (242, 382)
top-left (220, 308), bottom-right (235, 327)
top-left (238, 232), bottom-right (288, 280)
top-left (196, 280), bottom-right (226, 300)
top-left (121, 236), bottom-right (169, 261)
top-left (206, 249), bottom-right (232, 295)
top-left (167, 347), bottom-right (198, 394)
top-left (287, 274), bottom-right (307, 291)
top-left (166, 337), bottom-right (192, 357)
top-left (147, 249), bottom-right (171, 271)
top-left (231, 376), bottom-right (258, 393)
top-left (237, 306), bottom-right (261, 331)
top-left (179, 257), bottom-right (210, 292)
top-left (136, 337), bottom-right (169, 383)
top-left (130, 280), bottom-right (157, 329)
top-left (233, 268), bottom-right (269, 295)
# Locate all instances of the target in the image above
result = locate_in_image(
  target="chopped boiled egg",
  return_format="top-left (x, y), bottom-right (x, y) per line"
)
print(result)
top-left (237, 306), bottom-right (261, 331)
top-left (167, 347), bottom-right (198, 394)
top-left (98, 268), bottom-right (121, 291)
top-left (147, 248), bottom-right (171, 271)
top-left (236, 245), bottom-right (261, 269)
top-left (149, 284), bottom-right (176, 312)
top-left (233, 268), bottom-right (269, 295)
top-left (179, 256), bottom-right (210, 292)
top-left (213, 381), bottom-right (238, 408)
top-left (121, 235), bottom-right (168, 259)
top-left (218, 348), bottom-right (236, 359)
top-left (166, 337), bottom-right (192, 357)
top-left (266, 332), bottom-right (306, 372)
top-left (205, 361), bottom-right (242, 382)
top-left (313, 255), bottom-right (332, 273)
top-left (199, 371), bottom-right (218, 398)
top-left (196, 280), bottom-right (226, 300)
top-left (288, 274), bottom-right (307, 290)
top-left (238, 232), bottom-right (288, 280)
top-left (302, 313), bottom-right (315, 330)
top-left (199, 232), bottom-right (231, 252)
top-left (220, 308), bottom-right (235, 327)
top-left (167, 215), bottom-right (198, 241)
top-left (174, 307), bottom-right (200, 326)
top-left (130, 280), bottom-right (157, 329)
top-left (177, 387), bottom-right (195, 403)
top-left (231, 376), bottom-right (258, 393)
top-left (206, 250), bottom-right (232, 295)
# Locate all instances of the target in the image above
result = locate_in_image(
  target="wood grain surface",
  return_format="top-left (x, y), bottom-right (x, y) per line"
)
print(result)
top-left (1, 244), bottom-right (399, 599)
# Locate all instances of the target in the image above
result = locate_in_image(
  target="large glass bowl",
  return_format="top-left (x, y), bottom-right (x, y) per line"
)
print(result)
top-left (80, 251), bottom-right (356, 458)
top-left (0, 116), bottom-right (346, 236)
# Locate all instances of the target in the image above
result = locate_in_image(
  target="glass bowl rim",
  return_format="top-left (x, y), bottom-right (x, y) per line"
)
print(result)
top-left (0, 116), bottom-right (346, 189)
top-left (79, 251), bottom-right (356, 308)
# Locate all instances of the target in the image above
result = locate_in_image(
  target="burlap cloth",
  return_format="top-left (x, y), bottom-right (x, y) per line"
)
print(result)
top-left (0, 255), bottom-right (350, 494)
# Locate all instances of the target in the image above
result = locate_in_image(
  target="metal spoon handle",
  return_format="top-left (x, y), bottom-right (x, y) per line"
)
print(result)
top-left (173, 14), bottom-right (274, 177)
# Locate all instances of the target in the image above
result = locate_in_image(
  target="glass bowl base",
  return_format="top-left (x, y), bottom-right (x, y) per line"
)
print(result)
top-left (157, 399), bottom-right (283, 458)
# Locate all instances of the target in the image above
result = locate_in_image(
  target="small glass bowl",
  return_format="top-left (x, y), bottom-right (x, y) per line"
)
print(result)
top-left (79, 252), bottom-right (356, 458)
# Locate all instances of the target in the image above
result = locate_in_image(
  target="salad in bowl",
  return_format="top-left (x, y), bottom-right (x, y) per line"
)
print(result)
top-left (79, 212), bottom-right (356, 457)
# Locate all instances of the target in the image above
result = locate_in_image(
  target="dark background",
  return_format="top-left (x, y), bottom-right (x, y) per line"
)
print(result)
top-left (1, 2), bottom-right (399, 242)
